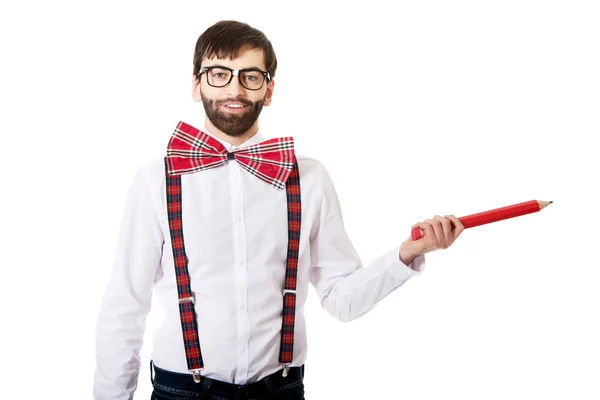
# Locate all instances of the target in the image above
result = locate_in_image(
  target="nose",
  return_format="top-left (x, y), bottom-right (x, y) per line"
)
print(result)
top-left (225, 74), bottom-right (246, 97)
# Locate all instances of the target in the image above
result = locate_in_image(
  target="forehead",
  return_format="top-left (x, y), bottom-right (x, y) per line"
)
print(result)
top-left (203, 46), bottom-right (266, 70)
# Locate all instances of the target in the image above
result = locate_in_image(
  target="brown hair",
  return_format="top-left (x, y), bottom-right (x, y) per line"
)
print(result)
top-left (193, 20), bottom-right (277, 81)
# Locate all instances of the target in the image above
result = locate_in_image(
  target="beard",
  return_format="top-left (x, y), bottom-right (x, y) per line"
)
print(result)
top-left (201, 91), bottom-right (266, 137)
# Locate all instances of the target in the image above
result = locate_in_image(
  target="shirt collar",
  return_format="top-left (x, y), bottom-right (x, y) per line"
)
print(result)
top-left (202, 125), bottom-right (265, 151)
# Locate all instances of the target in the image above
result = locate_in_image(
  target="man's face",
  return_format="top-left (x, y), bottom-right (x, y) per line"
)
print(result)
top-left (192, 46), bottom-right (274, 137)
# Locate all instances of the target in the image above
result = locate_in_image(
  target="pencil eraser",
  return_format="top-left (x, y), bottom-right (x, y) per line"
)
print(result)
top-left (411, 227), bottom-right (422, 241)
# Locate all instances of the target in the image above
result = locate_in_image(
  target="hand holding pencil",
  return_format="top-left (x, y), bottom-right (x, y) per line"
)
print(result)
top-left (400, 214), bottom-right (464, 264)
top-left (399, 199), bottom-right (552, 264)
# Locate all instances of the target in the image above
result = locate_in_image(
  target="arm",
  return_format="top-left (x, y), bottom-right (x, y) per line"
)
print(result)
top-left (93, 163), bottom-right (164, 400)
top-left (308, 163), bottom-right (425, 323)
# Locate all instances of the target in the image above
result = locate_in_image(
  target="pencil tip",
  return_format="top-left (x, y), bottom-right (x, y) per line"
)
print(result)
top-left (549, 201), bottom-right (553, 204)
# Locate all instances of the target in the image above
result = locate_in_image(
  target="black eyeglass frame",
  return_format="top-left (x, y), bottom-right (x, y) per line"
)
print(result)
top-left (198, 65), bottom-right (271, 91)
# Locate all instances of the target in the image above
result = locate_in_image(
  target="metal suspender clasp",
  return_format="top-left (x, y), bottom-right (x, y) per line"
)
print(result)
top-left (283, 289), bottom-right (296, 296)
top-left (191, 368), bottom-right (203, 383)
top-left (179, 296), bottom-right (194, 304)
top-left (281, 364), bottom-right (291, 377)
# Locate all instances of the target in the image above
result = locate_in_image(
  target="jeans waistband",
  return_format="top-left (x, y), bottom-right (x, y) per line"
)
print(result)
top-left (150, 360), bottom-right (304, 400)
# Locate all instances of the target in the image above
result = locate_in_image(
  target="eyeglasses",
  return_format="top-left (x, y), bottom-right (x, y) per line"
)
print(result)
top-left (198, 66), bottom-right (271, 91)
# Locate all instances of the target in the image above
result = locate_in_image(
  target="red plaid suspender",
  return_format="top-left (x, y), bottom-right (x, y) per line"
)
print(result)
top-left (164, 157), bottom-right (302, 382)
top-left (279, 156), bottom-right (301, 377)
top-left (164, 158), bottom-right (204, 382)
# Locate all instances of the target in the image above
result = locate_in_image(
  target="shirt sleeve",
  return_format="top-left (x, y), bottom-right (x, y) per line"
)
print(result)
top-left (93, 163), bottom-right (164, 400)
top-left (308, 163), bottom-right (425, 323)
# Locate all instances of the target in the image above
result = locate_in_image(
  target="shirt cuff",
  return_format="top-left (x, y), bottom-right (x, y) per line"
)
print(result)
top-left (388, 245), bottom-right (426, 277)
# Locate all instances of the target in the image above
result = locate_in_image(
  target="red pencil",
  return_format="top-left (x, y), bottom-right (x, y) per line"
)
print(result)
top-left (411, 199), bottom-right (553, 241)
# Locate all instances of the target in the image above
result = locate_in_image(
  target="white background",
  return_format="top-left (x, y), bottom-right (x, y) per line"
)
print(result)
top-left (1, 1), bottom-right (599, 399)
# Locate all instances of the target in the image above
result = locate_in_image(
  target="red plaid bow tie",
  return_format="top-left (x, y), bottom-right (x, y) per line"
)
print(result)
top-left (166, 121), bottom-right (295, 190)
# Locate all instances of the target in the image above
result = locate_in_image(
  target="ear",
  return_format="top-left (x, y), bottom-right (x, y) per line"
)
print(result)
top-left (263, 79), bottom-right (275, 107)
top-left (192, 74), bottom-right (202, 102)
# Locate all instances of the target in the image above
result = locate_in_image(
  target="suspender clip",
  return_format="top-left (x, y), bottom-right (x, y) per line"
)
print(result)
top-left (281, 364), bottom-right (291, 377)
top-left (179, 296), bottom-right (195, 304)
top-left (191, 368), bottom-right (203, 383)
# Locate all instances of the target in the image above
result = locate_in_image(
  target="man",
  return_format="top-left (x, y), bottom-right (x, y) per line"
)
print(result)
top-left (94, 20), bottom-right (464, 400)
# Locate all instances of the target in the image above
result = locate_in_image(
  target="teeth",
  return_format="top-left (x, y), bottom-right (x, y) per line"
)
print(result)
top-left (226, 104), bottom-right (243, 108)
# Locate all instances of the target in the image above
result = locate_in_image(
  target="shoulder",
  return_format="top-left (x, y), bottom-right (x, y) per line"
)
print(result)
top-left (296, 154), bottom-right (329, 175)
top-left (295, 154), bottom-right (336, 199)
top-left (137, 156), bottom-right (167, 175)
top-left (128, 156), bottom-right (167, 194)
top-left (296, 154), bottom-right (331, 182)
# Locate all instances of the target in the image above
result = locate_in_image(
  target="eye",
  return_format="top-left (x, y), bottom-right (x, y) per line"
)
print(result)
top-left (242, 71), bottom-right (261, 82)
top-left (209, 68), bottom-right (231, 80)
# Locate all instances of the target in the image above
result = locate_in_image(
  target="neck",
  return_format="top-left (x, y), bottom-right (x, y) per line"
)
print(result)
top-left (204, 119), bottom-right (259, 147)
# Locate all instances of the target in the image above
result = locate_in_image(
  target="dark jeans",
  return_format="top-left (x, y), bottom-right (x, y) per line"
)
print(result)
top-left (150, 361), bottom-right (305, 400)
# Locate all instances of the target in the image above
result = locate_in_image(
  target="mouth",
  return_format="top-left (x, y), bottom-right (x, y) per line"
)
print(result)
top-left (220, 102), bottom-right (250, 113)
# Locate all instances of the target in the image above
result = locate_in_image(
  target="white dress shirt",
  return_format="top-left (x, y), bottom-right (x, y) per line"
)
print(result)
top-left (93, 126), bottom-right (425, 400)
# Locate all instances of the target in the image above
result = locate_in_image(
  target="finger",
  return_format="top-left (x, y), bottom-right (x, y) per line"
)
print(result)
top-left (445, 214), bottom-right (464, 238)
top-left (413, 222), bottom-right (434, 241)
top-left (425, 218), bottom-right (444, 243)
top-left (410, 222), bottom-right (425, 237)
top-left (434, 215), bottom-right (452, 242)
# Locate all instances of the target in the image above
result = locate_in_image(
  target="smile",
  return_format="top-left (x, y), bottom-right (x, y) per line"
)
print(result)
top-left (221, 103), bottom-right (249, 113)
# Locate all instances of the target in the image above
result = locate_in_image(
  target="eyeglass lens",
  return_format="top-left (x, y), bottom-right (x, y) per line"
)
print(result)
top-left (206, 68), bottom-right (265, 90)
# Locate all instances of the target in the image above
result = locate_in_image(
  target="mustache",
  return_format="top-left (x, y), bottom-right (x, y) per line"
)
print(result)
top-left (215, 97), bottom-right (253, 107)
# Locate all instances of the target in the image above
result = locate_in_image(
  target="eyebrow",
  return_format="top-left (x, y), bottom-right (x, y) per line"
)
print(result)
top-left (204, 64), bottom-right (265, 71)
